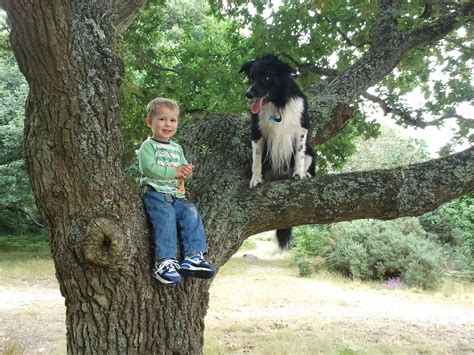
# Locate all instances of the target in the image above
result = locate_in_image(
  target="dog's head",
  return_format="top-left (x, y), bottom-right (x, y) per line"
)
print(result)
top-left (239, 54), bottom-right (297, 114)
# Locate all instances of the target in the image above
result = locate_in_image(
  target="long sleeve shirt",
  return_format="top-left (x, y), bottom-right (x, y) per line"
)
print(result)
top-left (138, 137), bottom-right (187, 198)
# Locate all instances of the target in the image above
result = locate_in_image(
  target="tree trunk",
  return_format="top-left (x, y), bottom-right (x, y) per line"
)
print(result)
top-left (1, 0), bottom-right (473, 354)
top-left (0, 1), bottom-right (220, 353)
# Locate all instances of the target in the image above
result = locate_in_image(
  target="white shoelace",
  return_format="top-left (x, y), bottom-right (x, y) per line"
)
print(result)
top-left (156, 259), bottom-right (180, 273)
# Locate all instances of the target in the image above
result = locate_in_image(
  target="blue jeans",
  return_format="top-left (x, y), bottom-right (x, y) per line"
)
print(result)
top-left (143, 189), bottom-right (208, 261)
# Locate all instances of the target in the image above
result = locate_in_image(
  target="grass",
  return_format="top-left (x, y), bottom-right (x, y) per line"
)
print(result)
top-left (205, 255), bottom-right (474, 354)
top-left (1, 233), bottom-right (474, 354)
top-left (1, 339), bottom-right (26, 355)
top-left (0, 233), bottom-right (51, 261)
top-left (0, 233), bottom-right (55, 285)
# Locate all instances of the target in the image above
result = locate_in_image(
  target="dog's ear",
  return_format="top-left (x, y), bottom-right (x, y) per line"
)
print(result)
top-left (239, 60), bottom-right (254, 76)
top-left (278, 62), bottom-right (297, 76)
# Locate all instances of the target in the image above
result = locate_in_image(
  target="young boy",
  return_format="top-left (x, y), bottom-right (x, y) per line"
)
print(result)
top-left (138, 97), bottom-right (215, 284)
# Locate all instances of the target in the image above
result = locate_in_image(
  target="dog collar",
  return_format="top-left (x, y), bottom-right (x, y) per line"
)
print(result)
top-left (267, 114), bottom-right (282, 122)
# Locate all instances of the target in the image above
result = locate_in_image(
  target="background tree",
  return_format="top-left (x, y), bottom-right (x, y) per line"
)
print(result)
top-left (120, 0), bottom-right (380, 173)
top-left (0, 20), bottom-right (43, 234)
top-left (211, 0), bottom-right (474, 150)
top-left (120, 0), bottom-right (250, 154)
top-left (0, 0), bottom-right (472, 353)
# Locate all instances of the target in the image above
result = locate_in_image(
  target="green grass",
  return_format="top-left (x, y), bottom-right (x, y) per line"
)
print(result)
top-left (0, 233), bottom-right (51, 257)
top-left (0, 233), bottom-right (54, 284)
top-left (2, 234), bottom-right (473, 353)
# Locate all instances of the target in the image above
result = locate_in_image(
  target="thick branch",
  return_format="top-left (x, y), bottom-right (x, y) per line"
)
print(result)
top-left (243, 147), bottom-right (474, 235)
top-left (406, 1), bottom-right (474, 48)
top-left (110, 0), bottom-right (147, 35)
top-left (308, 1), bottom-right (473, 145)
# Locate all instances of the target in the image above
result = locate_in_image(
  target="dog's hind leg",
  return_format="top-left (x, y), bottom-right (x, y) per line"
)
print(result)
top-left (250, 138), bottom-right (264, 188)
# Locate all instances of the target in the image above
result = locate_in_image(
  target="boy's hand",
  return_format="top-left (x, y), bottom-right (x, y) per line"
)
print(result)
top-left (175, 164), bottom-right (194, 178)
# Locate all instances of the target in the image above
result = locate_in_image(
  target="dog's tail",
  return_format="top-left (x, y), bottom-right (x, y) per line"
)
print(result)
top-left (276, 228), bottom-right (292, 249)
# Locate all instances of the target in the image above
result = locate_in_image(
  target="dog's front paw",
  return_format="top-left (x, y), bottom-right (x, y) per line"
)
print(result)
top-left (292, 171), bottom-right (305, 180)
top-left (250, 176), bottom-right (263, 188)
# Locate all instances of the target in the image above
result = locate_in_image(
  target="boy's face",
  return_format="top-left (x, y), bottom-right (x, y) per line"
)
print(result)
top-left (146, 107), bottom-right (179, 141)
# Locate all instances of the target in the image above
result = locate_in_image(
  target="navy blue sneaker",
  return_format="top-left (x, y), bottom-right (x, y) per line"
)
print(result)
top-left (152, 259), bottom-right (181, 284)
top-left (179, 253), bottom-right (216, 279)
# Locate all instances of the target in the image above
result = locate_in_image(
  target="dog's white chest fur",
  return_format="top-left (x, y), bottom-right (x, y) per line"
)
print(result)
top-left (258, 98), bottom-right (305, 172)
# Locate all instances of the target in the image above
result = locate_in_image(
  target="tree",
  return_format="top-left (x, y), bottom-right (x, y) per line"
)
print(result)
top-left (0, 22), bottom-right (42, 233)
top-left (0, 0), bottom-right (472, 353)
top-left (338, 123), bottom-right (431, 172)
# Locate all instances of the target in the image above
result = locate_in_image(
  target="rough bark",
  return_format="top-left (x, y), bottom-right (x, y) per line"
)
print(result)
top-left (1, 0), bottom-right (473, 354)
top-left (2, 1), bottom-right (210, 353)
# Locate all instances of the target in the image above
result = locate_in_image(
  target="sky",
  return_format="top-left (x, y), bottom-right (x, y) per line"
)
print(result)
top-left (371, 90), bottom-right (472, 158)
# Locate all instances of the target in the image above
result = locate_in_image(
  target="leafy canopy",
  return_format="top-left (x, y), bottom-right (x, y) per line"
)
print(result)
top-left (210, 0), bottom-right (473, 151)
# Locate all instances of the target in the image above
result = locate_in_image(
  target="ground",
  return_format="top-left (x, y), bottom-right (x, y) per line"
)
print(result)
top-left (1, 236), bottom-right (473, 354)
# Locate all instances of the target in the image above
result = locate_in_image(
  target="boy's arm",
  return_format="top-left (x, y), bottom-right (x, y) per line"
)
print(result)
top-left (138, 141), bottom-right (176, 179)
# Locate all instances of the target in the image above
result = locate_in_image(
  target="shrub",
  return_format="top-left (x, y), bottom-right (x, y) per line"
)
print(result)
top-left (293, 219), bottom-right (445, 289)
top-left (292, 225), bottom-right (332, 276)
top-left (420, 194), bottom-right (474, 258)
top-left (329, 237), bottom-right (370, 279)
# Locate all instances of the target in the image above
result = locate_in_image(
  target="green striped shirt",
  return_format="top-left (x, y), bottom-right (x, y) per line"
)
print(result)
top-left (138, 137), bottom-right (188, 198)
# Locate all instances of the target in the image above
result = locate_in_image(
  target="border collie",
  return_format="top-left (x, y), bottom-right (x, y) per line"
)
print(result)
top-left (240, 54), bottom-right (316, 249)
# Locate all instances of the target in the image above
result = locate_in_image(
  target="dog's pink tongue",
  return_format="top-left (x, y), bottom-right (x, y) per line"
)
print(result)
top-left (251, 97), bottom-right (264, 114)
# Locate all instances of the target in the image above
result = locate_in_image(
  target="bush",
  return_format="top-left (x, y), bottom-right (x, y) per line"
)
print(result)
top-left (420, 194), bottom-right (474, 258)
top-left (292, 225), bottom-right (332, 276)
top-left (293, 219), bottom-right (445, 289)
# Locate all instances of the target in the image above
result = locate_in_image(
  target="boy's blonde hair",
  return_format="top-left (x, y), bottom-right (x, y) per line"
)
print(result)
top-left (146, 97), bottom-right (180, 118)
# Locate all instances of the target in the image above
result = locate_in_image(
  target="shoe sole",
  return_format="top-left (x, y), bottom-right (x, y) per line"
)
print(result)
top-left (179, 267), bottom-right (215, 279)
top-left (152, 272), bottom-right (180, 284)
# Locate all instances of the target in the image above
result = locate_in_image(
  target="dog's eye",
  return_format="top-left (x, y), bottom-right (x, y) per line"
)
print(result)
top-left (265, 76), bottom-right (270, 81)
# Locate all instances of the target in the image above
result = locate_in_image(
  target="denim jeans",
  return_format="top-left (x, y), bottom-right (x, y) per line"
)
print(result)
top-left (143, 189), bottom-right (208, 261)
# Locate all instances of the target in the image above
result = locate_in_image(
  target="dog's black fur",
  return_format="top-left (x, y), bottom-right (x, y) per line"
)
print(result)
top-left (240, 54), bottom-right (316, 249)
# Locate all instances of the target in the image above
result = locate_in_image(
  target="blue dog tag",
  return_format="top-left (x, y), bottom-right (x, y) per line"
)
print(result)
top-left (268, 114), bottom-right (282, 122)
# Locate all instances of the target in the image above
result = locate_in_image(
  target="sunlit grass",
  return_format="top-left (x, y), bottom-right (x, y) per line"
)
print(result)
top-left (434, 278), bottom-right (474, 306)
top-left (1, 233), bottom-right (473, 353)
top-left (1, 338), bottom-right (26, 355)
top-left (0, 234), bottom-right (55, 285)
top-left (204, 318), bottom-right (452, 354)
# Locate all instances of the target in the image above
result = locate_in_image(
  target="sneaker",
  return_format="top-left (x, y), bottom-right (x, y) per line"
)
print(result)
top-left (152, 259), bottom-right (181, 284)
top-left (179, 253), bottom-right (216, 279)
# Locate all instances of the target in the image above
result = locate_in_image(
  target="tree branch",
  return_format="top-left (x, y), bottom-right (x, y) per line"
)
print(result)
top-left (243, 147), bottom-right (474, 236)
top-left (362, 92), bottom-right (391, 115)
top-left (110, 0), bottom-right (147, 35)
top-left (362, 92), bottom-right (474, 128)
top-left (281, 53), bottom-right (339, 78)
top-left (406, 1), bottom-right (474, 48)
top-left (5, 205), bottom-right (46, 229)
top-left (307, 1), bottom-right (473, 145)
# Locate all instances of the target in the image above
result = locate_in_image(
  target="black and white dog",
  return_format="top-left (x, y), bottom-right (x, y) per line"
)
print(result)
top-left (240, 54), bottom-right (316, 248)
